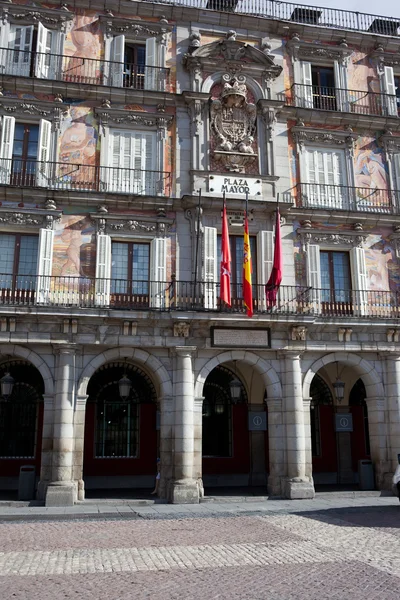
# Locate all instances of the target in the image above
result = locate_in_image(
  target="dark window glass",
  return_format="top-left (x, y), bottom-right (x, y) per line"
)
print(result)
top-left (320, 251), bottom-right (351, 304)
top-left (111, 241), bottom-right (150, 296)
top-left (311, 66), bottom-right (336, 110)
top-left (11, 123), bottom-right (39, 182)
top-left (0, 234), bottom-right (38, 290)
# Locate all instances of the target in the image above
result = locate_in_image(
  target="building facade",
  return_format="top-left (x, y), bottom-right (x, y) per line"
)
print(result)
top-left (0, 0), bottom-right (399, 504)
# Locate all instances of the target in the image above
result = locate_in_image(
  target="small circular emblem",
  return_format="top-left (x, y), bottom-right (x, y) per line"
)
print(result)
top-left (340, 417), bottom-right (349, 428)
top-left (253, 415), bottom-right (262, 427)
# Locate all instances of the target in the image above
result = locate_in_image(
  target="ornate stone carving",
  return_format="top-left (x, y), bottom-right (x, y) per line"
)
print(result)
top-left (297, 227), bottom-right (367, 251)
top-left (95, 108), bottom-right (173, 132)
top-left (109, 221), bottom-right (157, 233)
top-left (287, 36), bottom-right (352, 66)
top-left (210, 74), bottom-right (258, 172)
top-left (292, 126), bottom-right (357, 155)
top-left (379, 130), bottom-right (400, 156)
top-left (186, 98), bottom-right (204, 136)
top-left (1, 6), bottom-right (73, 31)
top-left (338, 328), bottom-right (352, 342)
top-left (188, 32), bottom-right (201, 54)
top-left (389, 226), bottom-right (400, 258)
top-left (291, 326), bottom-right (307, 341)
top-left (0, 212), bottom-right (42, 226)
top-left (174, 322), bottom-right (190, 338)
top-left (387, 329), bottom-right (400, 343)
top-left (102, 19), bottom-right (159, 38)
top-left (371, 45), bottom-right (400, 74)
top-left (0, 101), bottom-right (68, 130)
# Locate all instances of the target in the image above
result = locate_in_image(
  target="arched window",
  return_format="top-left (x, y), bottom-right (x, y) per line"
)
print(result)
top-left (349, 378), bottom-right (370, 456)
top-left (87, 362), bottom-right (156, 458)
top-left (310, 374), bottom-right (333, 457)
top-left (202, 365), bottom-right (247, 458)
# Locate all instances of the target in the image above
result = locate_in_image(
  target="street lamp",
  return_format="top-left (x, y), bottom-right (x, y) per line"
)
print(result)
top-left (118, 374), bottom-right (132, 400)
top-left (333, 377), bottom-right (345, 403)
top-left (229, 378), bottom-right (242, 403)
top-left (0, 372), bottom-right (14, 401)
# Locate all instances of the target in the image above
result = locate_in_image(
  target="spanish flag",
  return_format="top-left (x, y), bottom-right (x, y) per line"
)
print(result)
top-left (243, 210), bottom-right (253, 317)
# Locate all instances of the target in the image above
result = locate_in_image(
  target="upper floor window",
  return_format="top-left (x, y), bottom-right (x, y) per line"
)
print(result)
top-left (106, 36), bottom-right (160, 90)
top-left (111, 241), bottom-right (150, 301)
top-left (0, 233), bottom-right (38, 294)
top-left (217, 235), bottom-right (257, 301)
top-left (381, 66), bottom-right (399, 117)
top-left (320, 250), bottom-right (352, 314)
top-left (311, 66), bottom-right (336, 110)
top-left (301, 147), bottom-right (348, 210)
top-left (296, 60), bottom-right (348, 112)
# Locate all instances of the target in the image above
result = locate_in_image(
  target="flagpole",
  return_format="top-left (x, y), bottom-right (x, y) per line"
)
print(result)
top-left (193, 189), bottom-right (201, 300)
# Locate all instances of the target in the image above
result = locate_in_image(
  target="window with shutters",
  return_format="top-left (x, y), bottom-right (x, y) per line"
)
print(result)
top-left (106, 36), bottom-right (160, 90)
top-left (296, 59), bottom-right (348, 112)
top-left (320, 251), bottom-right (352, 315)
top-left (395, 76), bottom-right (400, 115)
top-left (311, 66), bottom-right (336, 110)
top-left (110, 241), bottom-right (150, 307)
top-left (302, 147), bottom-right (348, 210)
top-left (104, 129), bottom-right (157, 195)
top-left (380, 66), bottom-right (399, 117)
top-left (0, 234), bottom-right (38, 300)
top-left (1, 22), bottom-right (64, 79)
top-left (217, 235), bottom-right (257, 308)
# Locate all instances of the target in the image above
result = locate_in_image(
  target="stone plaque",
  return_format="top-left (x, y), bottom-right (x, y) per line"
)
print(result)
top-left (248, 412), bottom-right (267, 431)
top-left (211, 327), bottom-right (270, 348)
top-left (208, 175), bottom-right (262, 198)
top-left (335, 414), bottom-right (353, 432)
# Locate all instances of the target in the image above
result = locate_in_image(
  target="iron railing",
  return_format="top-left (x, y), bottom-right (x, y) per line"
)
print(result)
top-left (0, 159), bottom-right (171, 196)
top-left (157, 0), bottom-right (400, 36)
top-left (0, 48), bottom-right (170, 92)
top-left (283, 84), bottom-right (400, 117)
top-left (0, 276), bottom-right (399, 318)
top-left (285, 183), bottom-right (397, 213)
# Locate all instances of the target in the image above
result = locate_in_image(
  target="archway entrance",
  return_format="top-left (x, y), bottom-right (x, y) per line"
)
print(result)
top-left (0, 360), bottom-right (44, 494)
top-left (83, 361), bottom-right (158, 493)
top-left (310, 372), bottom-right (371, 488)
top-left (202, 365), bottom-right (268, 491)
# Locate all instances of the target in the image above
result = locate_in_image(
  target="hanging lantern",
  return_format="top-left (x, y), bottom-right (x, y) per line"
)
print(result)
top-left (118, 374), bottom-right (132, 400)
top-left (333, 378), bottom-right (345, 403)
top-left (0, 372), bottom-right (14, 400)
top-left (229, 378), bottom-right (241, 403)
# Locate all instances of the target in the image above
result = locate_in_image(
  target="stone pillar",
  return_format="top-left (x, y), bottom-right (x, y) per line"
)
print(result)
top-left (336, 406), bottom-right (354, 484)
top-left (267, 398), bottom-right (286, 496)
top-left (170, 347), bottom-right (199, 504)
top-left (45, 347), bottom-right (76, 506)
top-left (37, 394), bottom-right (54, 500)
top-left (193, 396), bottom-right (204, 498)
top-left (385, 355), bottom-right (400, 474)
top-left (366, 397), bottom-right (390, 490)
top-left (73, 394), bottom-right (87, 502)
top-left (303, 397), bottom-right (314, 485)
top-left (159, 395), bottom-right (173, 500)
top-left (249, 404), bottom-right (267, 487)
top-left (283, 352), bottom-right (315, 499)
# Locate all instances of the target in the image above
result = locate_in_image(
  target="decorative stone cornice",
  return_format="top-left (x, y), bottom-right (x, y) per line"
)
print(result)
top-left (379, 130), bottom-right (400, 155)
top-left (183, 92), bottom-right (209, 137)
top-left (370, 44), bottom-right (400, 74)
top-left (0, 99), bottom-right (68, 130)
top-left (94, 107), bottom-right (173, 133)
top-left (0, 208), bottom-right (61, 230)
top-left (257, 99), bottom-right (283, 135)
top-left (92, 213), bottom-right (173, 237)
top-left (292, 125), bottom-right (357, 153)
top-left (0, 4), bottom-right (73, 31)
top-left (297, 225), bottom-right (367, 251)
top-left (99, 15), bottom-right (171, 39)
top-left (286, 34), bottom-right (352, 65)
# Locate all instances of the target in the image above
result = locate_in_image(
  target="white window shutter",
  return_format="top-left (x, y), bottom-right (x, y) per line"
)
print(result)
top-left (393, 154), bottom-right (400, 195)
top-left (0, 115), bottom-right (15, 185)
top-left (257, 230), bottom-right (274, 311)
top-left (145, 37), bottom-right (157, 90)
top-left (35, 22), bottom-right (57, 79)
top-left (203, 226), bottom-right (217, 310)
top-left (150, 237), bottom-right (167, 308)
top-left (8, 25), bottom-right (33, 77)
top-left (300, 61), bottom-right (313, 108)
top-left (36, 119), bottom-right (52, 187)
top-left (36, 228), bottom-right (54, 304)
top-left (383, 66), bottom-right (397, 116)
top-left (95, 234), bottom-right (112, 306)
top-left (306, 244), bottom-right (321, 313)
top-left (334, 60), bottom-right (348, 111)
top-left (111, 34), bottom-right (125, 87)
top-left (144, 133), bottom-right (156, 194)
top-left (350, 247), bottom-right (368, 316)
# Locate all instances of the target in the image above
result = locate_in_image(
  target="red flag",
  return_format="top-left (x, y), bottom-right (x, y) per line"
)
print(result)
top-left (265, 208), bottom-right (283, 308)
top-left (243, 211), bottom-right (253, 317)
top-left (220, 195), bottom-right (231, 306)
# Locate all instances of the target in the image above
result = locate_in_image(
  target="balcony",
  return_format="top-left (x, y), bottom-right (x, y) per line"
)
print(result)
top-left (0, 48), bottom-right (170, 92)
top-left (1, 276), bottom-right (399, 319)
top-left (284, 84), bottom-right (400, 117)
top-left (157, 0), bottom-right (400, 36)
top-left (288, 183), bottom-right (397, 214)
top-left (0, 159), bottom-right (171, 197)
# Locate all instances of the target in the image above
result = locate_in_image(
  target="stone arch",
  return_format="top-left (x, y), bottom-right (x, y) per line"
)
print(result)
top-left (202, 71), bottom-right (264, 101)
top-left (0, 344), bottom-right (54, 395)
top-left (77, 348), bottom-right (173, 400)
top-left (194, 350), bottom-right (282, 400)
top-left (303, 352), bottom-right (384, 400)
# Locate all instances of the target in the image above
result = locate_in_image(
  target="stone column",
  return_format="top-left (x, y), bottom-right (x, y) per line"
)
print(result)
top-left (73, 394), bottom-right (87, 501)
top-left (37, 393), bottom-right (54, 500)
top-left (193, 396), bottom-right (204, 499)
top-left (249, 404), bottom-right (267, 487)
top-left (45, 346), bottom-right (76, 506)
top-left (283, 352), bottom-right (315, 499)
top-left (336, 406), bottom-right (355, 484)
top-left (303, 397), bottom-right (314, 485)
top-left (159, 395), bottom-right (173, 500)
top-left (170, 347), bottom-right (199, 504)
top-left (366, 396), bottom-right (390, 490)
top-left (385, 355), bottom-right (400, 474)
top-left (266, 398), bottom-right (286, 496)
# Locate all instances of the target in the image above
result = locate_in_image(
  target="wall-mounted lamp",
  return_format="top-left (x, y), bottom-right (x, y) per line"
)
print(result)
top-left (0, 372), bottom-right (14, 401)
top-left (118, 374), bottom-right (132, 400)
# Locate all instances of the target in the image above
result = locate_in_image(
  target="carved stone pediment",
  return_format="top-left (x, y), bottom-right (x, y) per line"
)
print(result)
top-left (92, 213), bottom-right (174, 237)
top-left (286, 35), bottom-right (352, 65)
top-left (370, 45), bottom-right (400, 72)
top-left (0, 4), bottom-right (73, 31)
top-left (99, 15), bottom-right (171, 39)
top-left (379, 131), bottom-right (400, 155)
top-left (0, 207), bottom-right (61, 230)
top-left (0, 99), bottom-right (69, 129)
top-left (183, 37), bottom-right (282, 81)
top-left (292, 125), bottom-right (357, 153)
top-left (94, 108), bottom-right (173, 132)
top-left (297, 226), bottom-right (367, 251)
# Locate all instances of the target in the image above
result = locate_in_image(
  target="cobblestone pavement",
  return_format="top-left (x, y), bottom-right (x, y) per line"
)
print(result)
top-left (1, 500), bottom-right (400, 599)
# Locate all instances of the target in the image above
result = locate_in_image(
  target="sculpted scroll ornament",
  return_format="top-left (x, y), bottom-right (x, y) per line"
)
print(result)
top-left (210, 74), bottom-right (257, 172)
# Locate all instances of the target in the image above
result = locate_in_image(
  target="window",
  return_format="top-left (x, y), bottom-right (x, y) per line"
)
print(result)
top-left (3, 22), bottom-right (63, 79)
top-left (311, 66), bottom-right (336, 110)
top-left (320, 251), bottom-right (352, 314)
top-left (107, 36), bottom-right (159, 90)
top-left (217, 235), bottom-right (257, 306)
top-left (297, 59), bottom-right (348, 111)
top-left (381, 66), bottom-right (398, 117)
top-left (395, 76), bottom-right (400, 115)
top-left (303, 147), bottom-right (348, 209)
top-left (103, 129), bottom-right (157, 195)
top-left (111, 241), bottom-right (150, 302)
top-left (11, 123), bottom-right (39, 185)
top-left (0, 234), bottom-right (38, 295)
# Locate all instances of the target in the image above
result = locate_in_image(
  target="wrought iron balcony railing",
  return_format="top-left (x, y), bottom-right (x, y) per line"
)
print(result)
top-left (283, 84), bottom-right (400, 117)
top-left (0, 276), bottom-right (399, 319)
top-left (157, 0), bottom-right (400, 36)
top-left (0, 48), bottom-right (170, 92)
top-left (285, 183), bottom-right (397, 213)
top-left (0, 159), bottom-right (171, 196)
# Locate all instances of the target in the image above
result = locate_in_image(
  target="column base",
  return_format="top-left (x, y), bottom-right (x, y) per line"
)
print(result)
top-left (45, 482), bottom-right (77, 507)
top-left (284, 478), bottom-right (315, 500)
top-left (267, 475), bottom-right (285, 497)
top-left (170, 479), bottom-right (200, 504)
